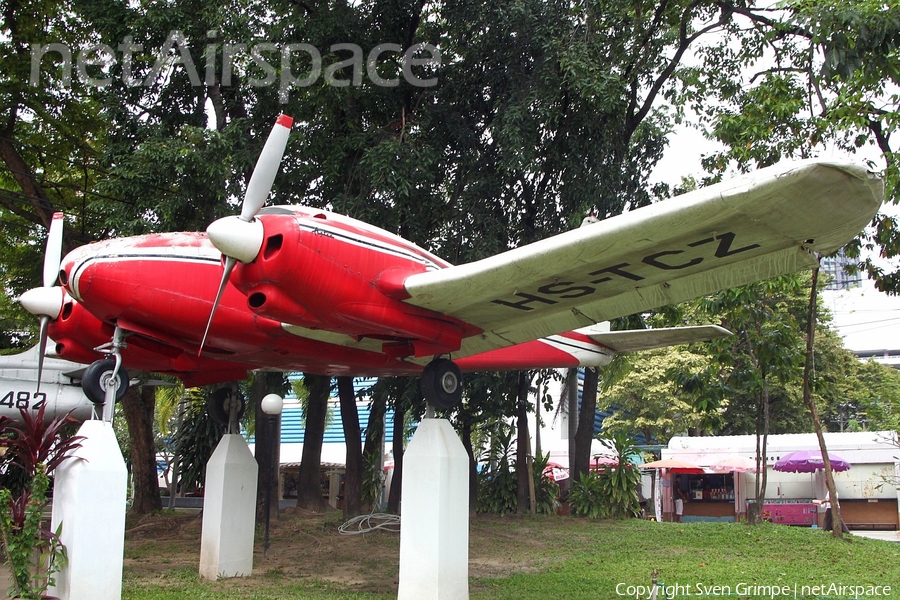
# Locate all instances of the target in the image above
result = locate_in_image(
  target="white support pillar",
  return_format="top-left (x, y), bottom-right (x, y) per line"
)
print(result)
top-left (199, 434), bottom-right (258, 580)
top-left (398, 418), bottom-right (469, 600)
top-left (49, 420), bottom-right (127, 600)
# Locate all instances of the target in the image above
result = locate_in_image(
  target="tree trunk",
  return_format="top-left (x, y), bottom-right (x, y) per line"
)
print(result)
top-left (362, 390), bottom-right (386, 511)
top-left (460, 415), bottom-right (478, 512)
top-left (296, 374), bottom-right (330, 511)
top-left (749, 377), bottom-right (770, 525)
top-left (573, 368), bottom-right (599, 482)
top-left (362, 392), bottom-right (386, 464)
top-left (802, 266), bottom-right (845, 538)
top-left (337, 377), bottom-right (362, 518)
top-left (387, 401), bottom-right (405, 514)
top-left (516, 372), bottom-right (531, 514)
top-left (564, 368), bottom-right (578, 497)
top-left (0, 135), bottom-right (55, 227)
top-left (121, 384), bottom-right (162, 514)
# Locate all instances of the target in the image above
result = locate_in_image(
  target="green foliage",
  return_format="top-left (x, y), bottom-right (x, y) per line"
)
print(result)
top-left (0, 468), bottom-right (67, 599)
top-left (476, 424), bottom-right (518, 515)
top-left (476, 425), bottom-right (559, 515)
top-left (601, 347), bottom-right (716, 443)
top-left (670, 0), bottom-right (900, 292)
top-left (567, 471), bottom-right (607, 520)
top-left (172, 388), bottom-right (225, 493)
top-left (530, 451), bottom-right (561, 516)
top-left (683, 275), bottom-right (813, 436)
top-left (0, 408), bottom-right (82, 598)
top-left (567, 435), bottom-right (642, 520)
top-left (850, 359), bottom-right (900, 431)
top-left (360, 449), bottom-right (386, 510)
top-left (476, 465), bottom-right (519, 516)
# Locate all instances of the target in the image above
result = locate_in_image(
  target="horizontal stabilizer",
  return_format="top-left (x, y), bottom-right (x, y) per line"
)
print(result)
top-left (580, 325), bottom-right (732, 354)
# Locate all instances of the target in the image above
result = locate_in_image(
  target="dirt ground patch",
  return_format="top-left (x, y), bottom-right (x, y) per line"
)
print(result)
top-left (123, 508), bottom-right (571, 594)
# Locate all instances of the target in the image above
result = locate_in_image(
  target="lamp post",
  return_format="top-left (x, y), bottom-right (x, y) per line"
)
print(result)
top-left (260, 393), bottom-right (283, 557)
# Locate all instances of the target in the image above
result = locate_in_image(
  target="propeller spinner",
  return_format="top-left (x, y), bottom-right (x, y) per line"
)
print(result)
top-left (18, 212), bottom-right (68, 389)
top-left (200, 114), bottom-right (294, 353)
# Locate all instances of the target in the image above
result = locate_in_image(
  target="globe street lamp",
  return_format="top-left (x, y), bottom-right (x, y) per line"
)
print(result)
top-left (261, 393), bottom-right (283, 557)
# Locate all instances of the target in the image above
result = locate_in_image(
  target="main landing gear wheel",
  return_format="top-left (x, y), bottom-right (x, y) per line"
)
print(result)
top-left (420, 358), bottom-right (463, 411)
top-left (206, 387), bottom-right (246, 426)
top-left (81, 359), bottom-right (130, 405)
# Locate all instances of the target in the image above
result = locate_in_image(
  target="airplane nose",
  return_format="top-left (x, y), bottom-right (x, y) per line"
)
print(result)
top-left (207, 215), bottom-right (265, 264)
top-left (19, 286), bottom-right (66, 319)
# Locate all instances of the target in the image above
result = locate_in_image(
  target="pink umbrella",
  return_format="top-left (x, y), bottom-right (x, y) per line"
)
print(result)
top-left (590, 455), bottom-right (620, 471)
top-left (709, 456), bottom-right (758, 473)
top-left (774, 450), bottom-right (851, 473)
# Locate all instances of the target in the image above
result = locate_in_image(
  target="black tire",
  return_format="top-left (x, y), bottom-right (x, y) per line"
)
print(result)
top-left (206, 387), bottom-right (246, 425)
top-left (81, 359), bottom-right (129, 405)
top-left (420, 358), bottom-right (463, 410)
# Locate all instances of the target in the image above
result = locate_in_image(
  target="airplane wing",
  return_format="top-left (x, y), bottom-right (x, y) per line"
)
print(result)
top-left (402, 160), bottom-right (882, 360)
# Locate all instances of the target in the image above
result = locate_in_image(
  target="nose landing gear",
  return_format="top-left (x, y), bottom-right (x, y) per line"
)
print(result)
top-left (82, 326), bottom-right (130, 421)
top-left (81, 359), bottom-right (130, 405)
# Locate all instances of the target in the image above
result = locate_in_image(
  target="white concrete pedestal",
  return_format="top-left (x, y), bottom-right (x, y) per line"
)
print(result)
top-left (397, 418), bottom-right (469, 600)
top-left (49, 420), bottom-right (127, 600)
top-left (199, 434), bottom-right (258, 580)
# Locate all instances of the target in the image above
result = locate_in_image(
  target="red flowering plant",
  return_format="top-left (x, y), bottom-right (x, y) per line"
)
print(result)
top-left (0, 406), bottom-right (84, 599)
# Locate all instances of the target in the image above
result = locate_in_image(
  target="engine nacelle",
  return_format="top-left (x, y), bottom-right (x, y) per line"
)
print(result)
top-left (245, 283), bottom-right (324, 329)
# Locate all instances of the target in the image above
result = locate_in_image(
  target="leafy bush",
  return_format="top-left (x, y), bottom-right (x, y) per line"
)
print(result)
top-left (531, 451), bottom-right (560, 515)
top-left (476, 424), bottom-right (517, 514)
top-left (568, 470), bottom-right (607, 519)
top-left (0, 406), bottom-right (83, 599)
top-left (476, 425), bottom-right (560, 515)
top-left (360, 449), bottom-right (386, 509)
top-left (568, 434), bottom-right (642, 519)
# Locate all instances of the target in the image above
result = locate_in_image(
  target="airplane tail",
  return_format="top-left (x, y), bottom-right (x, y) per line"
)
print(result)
top-left (455, 324), bottom-right (731, 372)
top-left (579, 324), bottom-right (731, 355)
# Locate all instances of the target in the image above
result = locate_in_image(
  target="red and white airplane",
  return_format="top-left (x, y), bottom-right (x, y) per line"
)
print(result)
top-left (17, 116), bottom-right (883, 410)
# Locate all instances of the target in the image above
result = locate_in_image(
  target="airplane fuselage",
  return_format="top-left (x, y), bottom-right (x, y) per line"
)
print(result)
top-left (51, 207), bottom-right (607, 387)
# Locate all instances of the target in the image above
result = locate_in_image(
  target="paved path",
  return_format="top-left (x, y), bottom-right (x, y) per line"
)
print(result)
top-left (851, 530), bottom-right (900, 542)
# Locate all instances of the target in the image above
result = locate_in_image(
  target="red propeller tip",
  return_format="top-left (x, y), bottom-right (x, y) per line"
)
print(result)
top-left (276, 114), bottom-right (294, 128)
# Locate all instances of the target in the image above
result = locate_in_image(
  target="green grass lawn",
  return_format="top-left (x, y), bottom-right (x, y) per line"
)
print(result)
top-left (122, 516), bottom-right (900, 600)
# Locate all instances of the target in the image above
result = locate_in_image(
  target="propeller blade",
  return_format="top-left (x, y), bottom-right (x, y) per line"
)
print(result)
top-left (36, 316), bottom-right (50, 394)
top-left (201, 115), bottom-right (292, 354)
top-left (240, 114), bottom-right (293, 222)
top-left (21, 212), bottom-right (66, 393)
top-left (43, 212), bottom-right (64, 287)
top-left (199, 256), bottom-right (236, 355)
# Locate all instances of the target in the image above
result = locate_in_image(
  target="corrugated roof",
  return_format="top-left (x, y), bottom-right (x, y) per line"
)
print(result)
top-left (280, 403), bottom-right (397, 444)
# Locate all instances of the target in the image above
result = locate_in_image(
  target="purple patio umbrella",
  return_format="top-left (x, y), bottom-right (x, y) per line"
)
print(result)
top-left (773, 450), bottom-right (851, 473)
